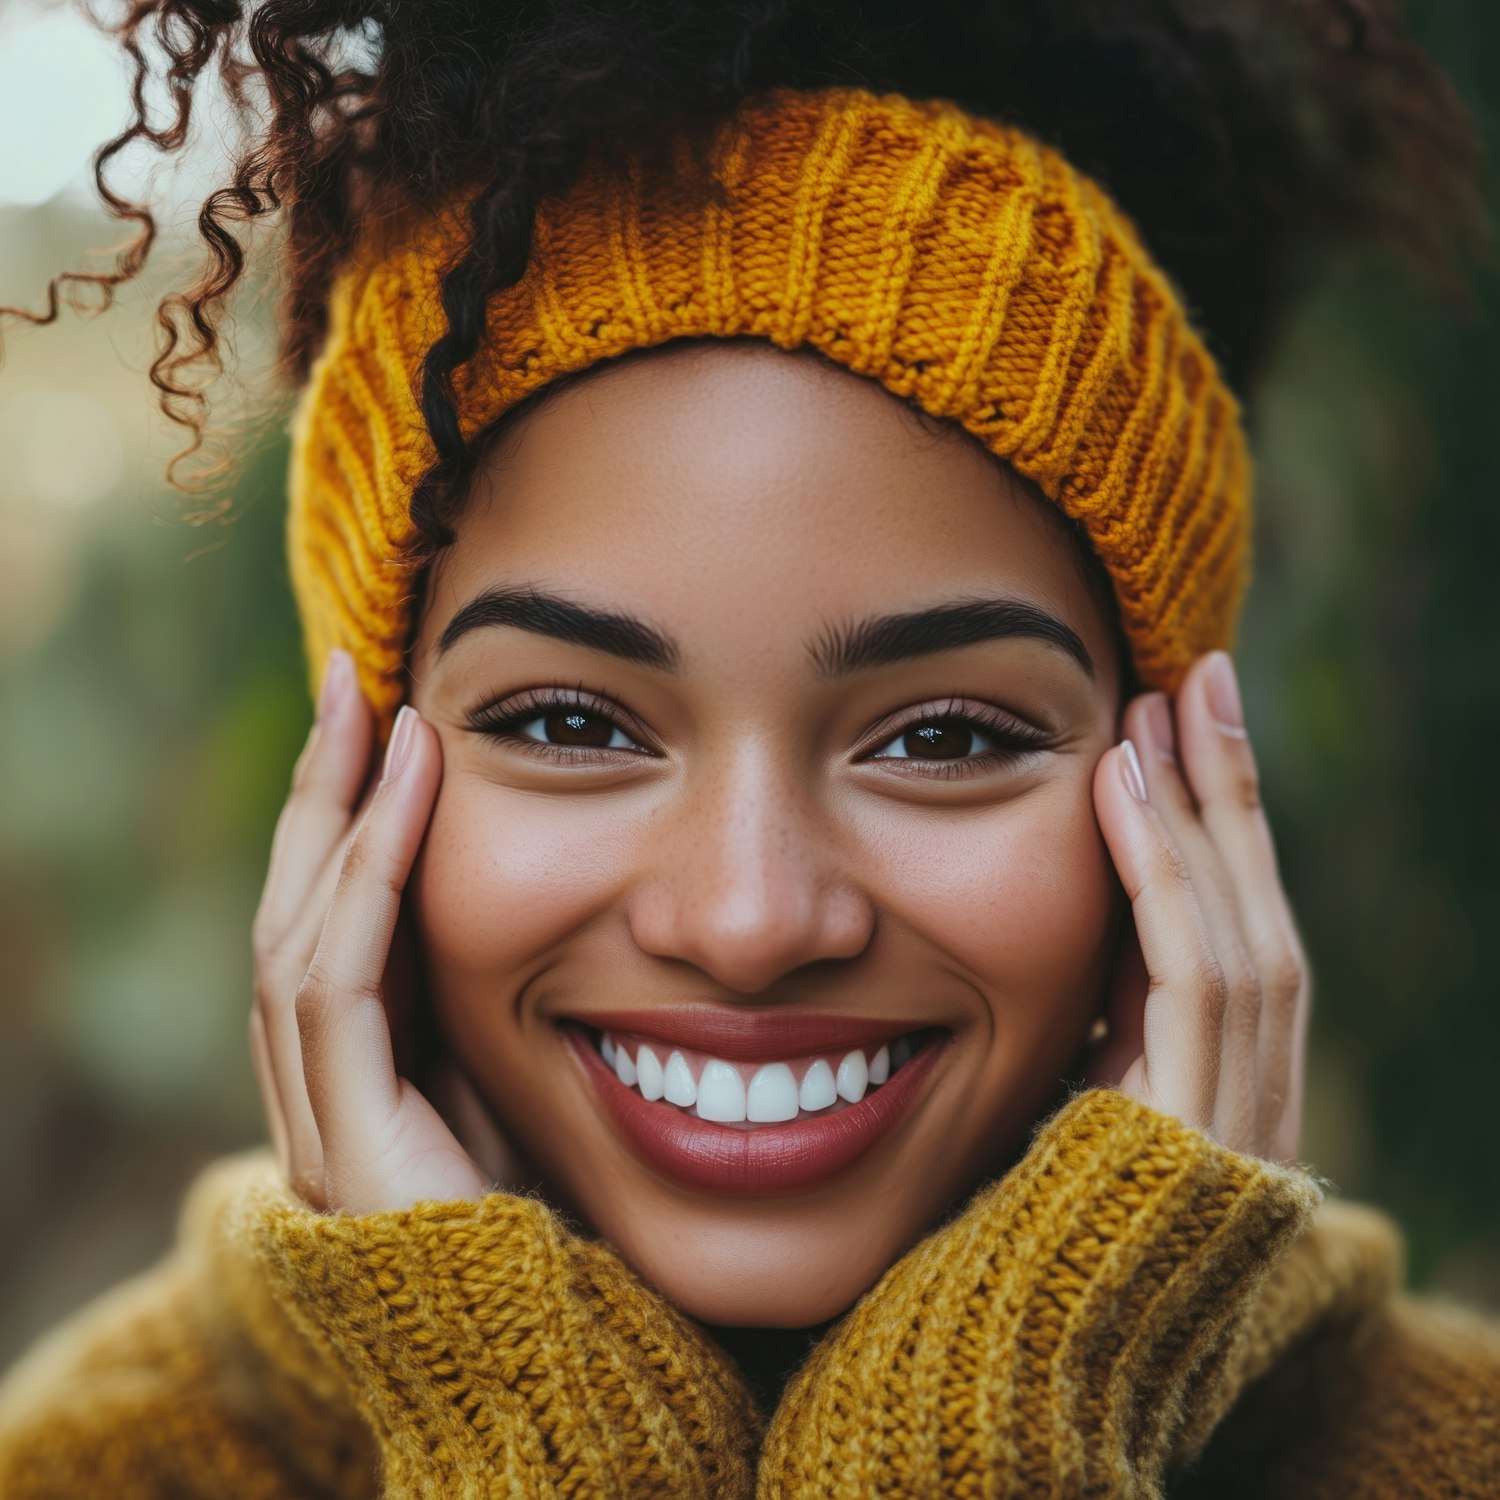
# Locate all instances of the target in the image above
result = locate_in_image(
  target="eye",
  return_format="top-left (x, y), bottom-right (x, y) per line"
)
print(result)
top-left (466, 685), bottom-right (652, 763)
top-left (866, 700), bottom-right (1050, 778)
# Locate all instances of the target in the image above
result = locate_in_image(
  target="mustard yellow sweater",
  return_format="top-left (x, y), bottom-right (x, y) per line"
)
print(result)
top-left (1, 1089), bottom-right (1495, 1498)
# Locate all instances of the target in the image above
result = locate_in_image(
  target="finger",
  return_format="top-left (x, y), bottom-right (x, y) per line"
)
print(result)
top-left (253, 967), bottom-right (326, 1209)
top-left (249, 1007), bottom-right (291, 1177)
top-left (296, 706), bottom-right (442, 1171)
top-left (1173, 653), bottom-right (1311, 1156)
top-left (276, 770), bottom-right (386, 1004)
top-left (255, 650), bottom-right (374, 946)
top-left (1123, 690), bottom-right (1262, 1151)
top-left (1092, 740), bottom-right (1226, 1131)
top-left (252, 653), bottom-right (377, 1208)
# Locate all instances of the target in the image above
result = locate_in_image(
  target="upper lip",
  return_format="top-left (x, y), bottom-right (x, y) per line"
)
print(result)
top-left (559, 1006), bottom-right (934, 1062)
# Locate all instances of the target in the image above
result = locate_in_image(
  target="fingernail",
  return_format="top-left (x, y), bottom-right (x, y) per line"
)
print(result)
top-left (1144, 693), bottom-right (1176, 763)
top-left (318, 649), bottom-right (353, 721)
top-left (1120, 739), bottom-right (1148, 802)
top-left (1204, 652), bottom-right (1247, 737)
top-left (382, 705), bottom-right (418, 782)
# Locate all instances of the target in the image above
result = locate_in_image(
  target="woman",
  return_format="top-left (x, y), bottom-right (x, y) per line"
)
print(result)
top-left (1, 2), bottom-right (1495, 1495)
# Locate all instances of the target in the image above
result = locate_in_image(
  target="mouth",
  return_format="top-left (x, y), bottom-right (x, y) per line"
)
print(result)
top-left (561, 1014), bottom-right (952, 1196)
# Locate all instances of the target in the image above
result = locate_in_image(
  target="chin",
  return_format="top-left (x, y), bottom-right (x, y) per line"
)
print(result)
top-left (606, 1211), bottom-right (912, 1328)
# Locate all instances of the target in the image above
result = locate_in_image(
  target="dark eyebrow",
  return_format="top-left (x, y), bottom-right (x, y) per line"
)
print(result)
top-left (810, 597), bottom-right (1094, 680)
top-left (436, 585), bottom-right (1092, 680)
top-left (436, 585), bottom-right (680, 670)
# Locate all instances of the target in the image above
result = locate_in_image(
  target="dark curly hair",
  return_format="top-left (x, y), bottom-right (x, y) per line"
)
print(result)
top-left (1, 0), bottom-right (1485, 559)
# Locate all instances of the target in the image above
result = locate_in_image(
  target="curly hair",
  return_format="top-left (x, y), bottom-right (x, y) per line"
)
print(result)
top-left (1, 0), bottom-right (1485, 556)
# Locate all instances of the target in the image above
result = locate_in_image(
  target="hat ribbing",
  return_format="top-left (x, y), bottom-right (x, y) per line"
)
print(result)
top-left (287, 84), bottom-right (1252, 738)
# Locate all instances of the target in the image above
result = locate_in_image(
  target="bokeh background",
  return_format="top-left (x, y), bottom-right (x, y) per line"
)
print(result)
top-left (1, 0), bottom-right (1496, 1368)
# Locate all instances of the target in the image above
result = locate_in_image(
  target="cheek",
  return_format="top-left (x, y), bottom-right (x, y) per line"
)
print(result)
top-left (858, 774), bottom-right (1118, 1012)
top-left (411, 777), bottom-right (636, 988)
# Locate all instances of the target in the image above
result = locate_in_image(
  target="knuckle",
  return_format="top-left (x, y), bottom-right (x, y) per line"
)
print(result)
top-left (1151, 835), bottom-right (1195, 893)
top-left (1261, 944), bottom-right (1307, 1013)
top-left (338, 825), bottom-right (374, 887)
top-left (1193, 952), bottom-right (1231, 1024)
top-left (1229, 755), bottom-right (1262, 814)
top-left (250, 906), bottom-right (284, 965)
top-left (294, 969), bottom-right (335, 1031)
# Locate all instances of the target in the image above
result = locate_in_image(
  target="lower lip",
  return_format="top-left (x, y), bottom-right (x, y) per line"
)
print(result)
top-left (565, 1026), bottom-right (951, 1196)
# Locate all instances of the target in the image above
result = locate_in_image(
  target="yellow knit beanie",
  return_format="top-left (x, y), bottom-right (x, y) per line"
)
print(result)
top-left (287, 84), bottom-right (1252, 739)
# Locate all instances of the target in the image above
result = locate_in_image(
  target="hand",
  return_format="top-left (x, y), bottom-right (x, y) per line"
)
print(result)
top-left (248, 650), bottom-right (488, 1212)
top-left (1082, 651), bottom-right (1310, 1163)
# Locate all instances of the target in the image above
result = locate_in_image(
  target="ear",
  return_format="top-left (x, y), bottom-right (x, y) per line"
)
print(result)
top-left (1076, 903), bottom-right (1148, 1089)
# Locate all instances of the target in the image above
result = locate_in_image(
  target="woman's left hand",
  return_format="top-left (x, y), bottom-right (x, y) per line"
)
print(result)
top-left (1082, 650), bottom-right (1311, 1163)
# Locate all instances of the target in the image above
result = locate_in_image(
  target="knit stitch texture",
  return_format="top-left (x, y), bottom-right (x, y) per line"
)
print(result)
top-left (286, 85), bottom-right (1253, 742)
top-left (2, 1088), bottom-right (1496, 1497)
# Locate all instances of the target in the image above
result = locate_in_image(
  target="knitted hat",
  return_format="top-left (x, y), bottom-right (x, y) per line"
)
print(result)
top-left (287, 84), bottom-right (1252, 740)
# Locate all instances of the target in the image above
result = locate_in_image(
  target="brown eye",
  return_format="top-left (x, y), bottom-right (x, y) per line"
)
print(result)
top-left (468, 689), bottom-right (651, 759)
top-left (900, 719), bottom-right (978, 759)
top-left (540, 709), bottom-right (617, 747)
top-left (515, 707), bottom-right (638, 750)
top-left (867, 702), bottom-right (1051, 776)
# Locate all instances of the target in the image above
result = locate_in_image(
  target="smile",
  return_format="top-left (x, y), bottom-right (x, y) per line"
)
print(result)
top-left (562, 1010), bottom-right (951, 1196)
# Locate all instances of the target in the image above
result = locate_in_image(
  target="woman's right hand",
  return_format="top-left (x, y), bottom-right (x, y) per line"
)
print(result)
top-left (248, 650), bottom-right (488, 1214)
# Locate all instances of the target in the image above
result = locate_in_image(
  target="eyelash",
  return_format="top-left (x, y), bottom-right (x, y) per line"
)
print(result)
top-left (465, 683), bottom-right (1052, 779)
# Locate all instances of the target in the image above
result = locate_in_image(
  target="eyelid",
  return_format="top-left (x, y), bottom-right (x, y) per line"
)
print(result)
top-left (465, 683), bottom-right (657, 754)
top-left (857, 696), bottom-right (1046, 756)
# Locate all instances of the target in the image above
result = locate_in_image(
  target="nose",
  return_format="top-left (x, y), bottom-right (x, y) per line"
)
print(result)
top-left (625, 747), bottom-right (875, 996)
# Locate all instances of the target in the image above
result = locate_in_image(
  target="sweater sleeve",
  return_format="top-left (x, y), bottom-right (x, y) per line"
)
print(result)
top-left (0, 1151), bottom-right (761, 1500)
top-left (755, 1086), bottom-right (1324, 1500)
top-left (1175, 1201), bottom-right (1500, 1500)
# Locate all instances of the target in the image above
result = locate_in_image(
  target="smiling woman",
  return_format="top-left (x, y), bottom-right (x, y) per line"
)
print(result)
top-left (1, 2), bottom-right (1497, 1497)
top-left (399, 340), bottom-right (1126, 1327)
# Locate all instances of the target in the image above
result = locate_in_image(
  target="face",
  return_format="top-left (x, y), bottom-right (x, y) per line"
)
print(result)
top-left (406, 339), bottom-right (1125, 1327)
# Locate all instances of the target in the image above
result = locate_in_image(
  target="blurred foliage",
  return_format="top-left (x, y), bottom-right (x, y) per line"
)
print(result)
top-left (1, 0), bottom-right (1496, 1367)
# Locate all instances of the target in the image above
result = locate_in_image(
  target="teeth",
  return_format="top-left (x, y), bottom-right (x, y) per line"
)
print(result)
top-left (798, 1058), bottom-right (837, 1112)
top-left (636, 1045), bottom-right (665, 1101)
top-left (835, 1049), bottom-right (868, 1103)
top-left (663, 1050), bottom-right (697, 1108)
top-left (613, 1044), bottom-right (638, 1088)
top-left (746, 1062), bottom-right (799, 1123)
top-left (696, 1059), bottom-right (747, 1123)
top-left (597, 1029), bottom-right (923, 1116)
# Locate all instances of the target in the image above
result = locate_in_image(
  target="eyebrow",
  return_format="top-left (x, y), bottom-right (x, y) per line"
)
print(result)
top-left (436, 584), bottom-right (680, 669)
top-left (435, 585), bottom-right (1093, 680)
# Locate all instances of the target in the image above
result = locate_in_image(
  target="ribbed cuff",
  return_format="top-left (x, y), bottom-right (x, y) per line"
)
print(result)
top-left (228, 1172), bottom-right (759, 1499)
top-left (757, 1087), bottom-right (1322, 1500)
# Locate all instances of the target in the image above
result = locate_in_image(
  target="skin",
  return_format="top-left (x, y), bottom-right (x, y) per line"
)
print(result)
top-left (249, 340), bottom-right (1311, 1330)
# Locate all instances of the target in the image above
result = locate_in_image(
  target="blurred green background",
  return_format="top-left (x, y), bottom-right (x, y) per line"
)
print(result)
top-left (1, 1), bottom-right (1496, 1367)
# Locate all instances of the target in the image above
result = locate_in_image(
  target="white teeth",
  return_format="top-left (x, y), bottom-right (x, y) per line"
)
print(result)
top-left (746, 1062), bottom-right (800, 1122)
top-left (663, 1050), bottom-right (697, 1107)
top-left (696, 1059), bottom-right (747, 1122)
top-left (613, 1044), bottom-right (637, 1088)
top-left (635, 1045), bottom-right (665, 1102)
top-left (798, 1058), bottom-right (837, 1112)
top-left (602, 1030), bottom-right (917, 1116)
top-left (836, 1049), bottom-right (868, 1103)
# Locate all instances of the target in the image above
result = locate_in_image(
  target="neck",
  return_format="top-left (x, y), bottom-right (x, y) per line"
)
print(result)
top-left (703, 1320), bottom-right (840, 1414)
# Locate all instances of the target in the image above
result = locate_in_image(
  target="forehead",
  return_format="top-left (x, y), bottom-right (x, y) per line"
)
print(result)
top-left (414, 340), bottom-right (1115, 674)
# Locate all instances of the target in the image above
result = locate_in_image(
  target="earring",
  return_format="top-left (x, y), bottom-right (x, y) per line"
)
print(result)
top-left (1086, 1014), bottom-right (1111, 1046)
